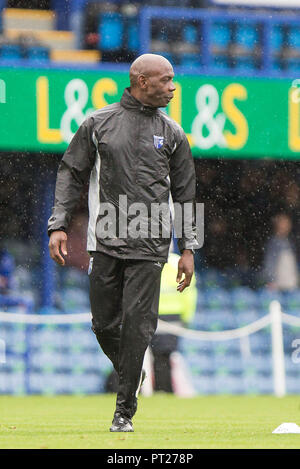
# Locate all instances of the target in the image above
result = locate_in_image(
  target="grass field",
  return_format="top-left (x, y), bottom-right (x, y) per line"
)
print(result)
top-left (0, 394), bottom-right (300, 449)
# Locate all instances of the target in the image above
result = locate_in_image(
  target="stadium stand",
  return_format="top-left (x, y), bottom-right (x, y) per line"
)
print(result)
top-left (0, 5), bottom-right (100, 64)
top-left (1, 1), bottom-right (300, 396)
top-left (0, 1), bottom-right (299, 71)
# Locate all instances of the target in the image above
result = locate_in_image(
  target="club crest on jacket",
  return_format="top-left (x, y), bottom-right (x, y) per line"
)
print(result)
top-left (153, 135), bottom-right (164, 149)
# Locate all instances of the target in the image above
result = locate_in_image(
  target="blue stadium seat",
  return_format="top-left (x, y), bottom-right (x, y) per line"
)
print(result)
top-left (212, 55), bottom-right (230, 70)
top-left (214, 373), bottom-right (245, 394)
top-left (200, 269), bottom-right (228, 289)
top-left (203, 287), bottom-right (232, 310)
top-left (281, 289), bottom-right (300, 314)
top-left (179, 53), bottom-right (201, 68)
top-left (287, 59), bottom-right (300, 71)
top-left (186, 353), bottom-right (214, 374)
top-left (0, 44), bottom-right (22, 60)
top-left (272, 60), bottom-right (283, 71)
top-left (1, 323), bottom-right (26, 353)
top-left (28, 371), bottom-right (105, 394)
top-left (235, 24), bottom-right (259, 51)
top-left (195, 291), bottom-right (205, 312)
top-left (213, 352), bottom-right (243, 374)
top-left (190, 310), bottom-right (214, 330)
top-left (214, 342), bottom-right (238, 356)
top-left (211, 22), bottom-right (231, 48)
top-left (286, 376), bottom-right (300, 394)
top-left (0, 371), bottom-right (25, 394)
top-left (231, 287), bottom-right (258, 312)
top-left (234, 57), bottom-right (257, 71)
top-left (284, 355), bottom-right (300, 376)
top-left (221, 339), bottom-right (241, 354)
top-left (27, 46), bottom-right (49, 62)
top-left (243, 372), bottom-right (273, 394)
top-left (60, 287), bottom-right (90, 312)
top-left (242, 354), bottom-right (272, 374)
top-left (126, 16), bottom-right (139, 52)
top-left (98, 12), bottom-right (124, 51)
top-left (249, 332), bottom-right (272, 354)
top-left (183, 24), bottom-right (198, 45)
top-left (270, 25), bottom-right (284, 51)
top-left (289, 27), bottom-right (300, 49)
top-left (191, 375), bottom-right (216, 394)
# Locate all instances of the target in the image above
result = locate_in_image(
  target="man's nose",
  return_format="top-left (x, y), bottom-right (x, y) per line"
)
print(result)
top-left (169, 81), bottom-right (176, 92)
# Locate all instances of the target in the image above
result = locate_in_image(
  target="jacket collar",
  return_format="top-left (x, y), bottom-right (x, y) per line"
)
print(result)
top-left (120, 87), bottom-right (158, 116)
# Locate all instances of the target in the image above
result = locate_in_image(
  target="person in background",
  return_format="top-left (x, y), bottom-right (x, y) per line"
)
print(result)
top-left (262, 213), bottom-right (299, 291)
top-left (149, 250), bottom-right (197, 395)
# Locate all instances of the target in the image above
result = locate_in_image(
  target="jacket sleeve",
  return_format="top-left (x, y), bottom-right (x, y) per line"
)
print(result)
top-left (47, 117), bottom-right (96, 235)
top-left (169, 129), bottom-right (201, 253)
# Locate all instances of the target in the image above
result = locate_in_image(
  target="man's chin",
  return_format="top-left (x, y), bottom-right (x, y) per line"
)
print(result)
top-left (159, 100), bottom-right (171, 108)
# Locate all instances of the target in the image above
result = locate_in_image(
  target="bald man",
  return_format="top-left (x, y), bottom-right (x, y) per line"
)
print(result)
top-left (48, 54), bottom-right (199, 432)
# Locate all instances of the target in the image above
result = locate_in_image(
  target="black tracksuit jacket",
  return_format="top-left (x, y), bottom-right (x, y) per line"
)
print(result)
top-left (48, 88), bottom-right (199, 261)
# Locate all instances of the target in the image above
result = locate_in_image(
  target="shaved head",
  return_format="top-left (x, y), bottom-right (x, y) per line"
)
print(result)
top-left (128, 54), bottom-right (176, 108)
top-left (130, 54), bottom-right (173, 88)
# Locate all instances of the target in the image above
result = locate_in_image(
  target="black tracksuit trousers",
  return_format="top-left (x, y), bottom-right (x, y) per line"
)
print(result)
top-left (89, 251), bottom-right (163, 419)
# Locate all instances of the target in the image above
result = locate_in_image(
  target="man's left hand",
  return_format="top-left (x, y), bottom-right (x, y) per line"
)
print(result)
top-left (176, 249), bottom-right (194, 293)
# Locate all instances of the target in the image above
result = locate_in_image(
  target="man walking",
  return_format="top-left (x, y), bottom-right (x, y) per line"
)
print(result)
top-left (48, 54), bottom-right (199, 432)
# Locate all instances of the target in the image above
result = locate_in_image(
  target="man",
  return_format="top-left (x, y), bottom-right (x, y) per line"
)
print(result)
top-left (48, 54), bottom-right (199, 432)
top-left (263, 213), bottom-right (298, 291)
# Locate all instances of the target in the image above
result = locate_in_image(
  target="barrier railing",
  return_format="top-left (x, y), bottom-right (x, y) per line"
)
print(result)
top-left (0, 300), bottom-right (299, 396)
top-left (156, 300), bottom-right (300, 397)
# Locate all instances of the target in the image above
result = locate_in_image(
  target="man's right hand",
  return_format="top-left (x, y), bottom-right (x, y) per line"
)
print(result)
top-left (48, 230), bottom-right (68, 266)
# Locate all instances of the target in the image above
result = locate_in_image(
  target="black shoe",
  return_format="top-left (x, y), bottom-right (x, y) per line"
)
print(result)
top-left (110, 412), bottom-right (134, 432)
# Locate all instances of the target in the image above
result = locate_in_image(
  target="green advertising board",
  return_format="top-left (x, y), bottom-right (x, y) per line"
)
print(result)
top-left (0, 66), bottom-right (300, 159)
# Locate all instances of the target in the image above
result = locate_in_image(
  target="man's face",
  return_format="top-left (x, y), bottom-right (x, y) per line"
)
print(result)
top-left (275, 215), bottom-right (292, 237)
top-left (143, 64), bottom-right (176, 108)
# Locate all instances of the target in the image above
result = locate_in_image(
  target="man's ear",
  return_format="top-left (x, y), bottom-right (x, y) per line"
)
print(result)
top-left (138, 74), bottom-right (148, 89)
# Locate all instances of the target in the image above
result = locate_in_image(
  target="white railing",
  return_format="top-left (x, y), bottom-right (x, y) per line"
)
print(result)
top-left (156, 300), bottom-right (300, 397)
top-left (0, 300), bottom-right (300, 396)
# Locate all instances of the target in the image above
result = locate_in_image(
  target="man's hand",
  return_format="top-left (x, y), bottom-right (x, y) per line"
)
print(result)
top-left (176, 249), bottom-right (194, 293)
top-left (48, 230), bottom-right (68, 266)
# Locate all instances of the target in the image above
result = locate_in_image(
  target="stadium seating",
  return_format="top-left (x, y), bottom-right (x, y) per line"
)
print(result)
top-left (281, 290), bottom-right (300, 314)
top-left (1, 3), bottom-right (300, 72)
top-left (98, 11), bottom-right (123, 51)
top-left (2, 277), bottom-right (300, 395)
top-left (0, 42), bottom-right (23, 59)
top-left (179, 281), bottom-right (300, 395)
top-left (3, 246), bottom-right (300, 396)
top-left (0, 6), bottom-right (98, 65)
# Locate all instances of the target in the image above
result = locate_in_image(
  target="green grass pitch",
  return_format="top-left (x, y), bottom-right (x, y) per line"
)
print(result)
top-left (0, 394), bottom-right (300, 449)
